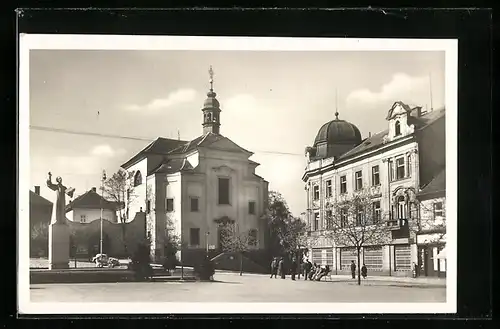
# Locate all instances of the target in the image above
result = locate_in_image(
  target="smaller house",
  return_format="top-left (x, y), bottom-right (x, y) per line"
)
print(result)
top-left (416, 169), bottom-right (446, 277)
top-left (65, 187), bottom-right (122, 224)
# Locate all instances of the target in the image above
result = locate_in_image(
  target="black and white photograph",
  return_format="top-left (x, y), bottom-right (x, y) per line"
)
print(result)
top-left (18, 35), bottom-right (457, 314)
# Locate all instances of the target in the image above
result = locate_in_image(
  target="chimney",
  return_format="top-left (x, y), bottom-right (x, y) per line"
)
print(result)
top-left (34, 186), bottom-right (40, 195)
top-left (92, 187), bottom-right (97, 193)
top-left (368, 132), bottom-right (371, 138)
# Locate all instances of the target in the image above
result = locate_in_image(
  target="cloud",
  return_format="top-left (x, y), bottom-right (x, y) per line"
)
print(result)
top-left (55, 156), bottom-right (98, 176)
top-left (346, 73), bottom-right (431, 108)
top-left (90, 144), bottom-right (126, 158)
top-left (124, 88), bottom-right (197, 111)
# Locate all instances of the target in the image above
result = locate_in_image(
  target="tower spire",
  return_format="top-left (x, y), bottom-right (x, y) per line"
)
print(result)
top-left (209, 65), bottom-right (214, 91)
top-left (335, 88), bottom-right (339, 120)
top-left (202, 65), bottom-right (221, 135)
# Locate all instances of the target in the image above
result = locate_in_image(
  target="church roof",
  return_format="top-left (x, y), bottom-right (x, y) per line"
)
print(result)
top-left (29, 191), bottom-right (53, 208)
top-left (121, 137), bottom-right (188, 169)
top-left (168, 132), bottom-right (253, 155)
top-left (418, 169), bottom-right (446, 200)
top-left (65, 188), bottom-right (122, 213)
top-left (150, 158), bottom-right (194, 175)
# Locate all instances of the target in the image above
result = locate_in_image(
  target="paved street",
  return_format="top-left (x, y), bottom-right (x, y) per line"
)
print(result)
top-left (30, 272), bottom-right (446, 303)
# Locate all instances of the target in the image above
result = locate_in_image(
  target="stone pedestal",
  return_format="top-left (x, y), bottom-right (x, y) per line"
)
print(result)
top-left (48, 222), bottom-right (70, 270)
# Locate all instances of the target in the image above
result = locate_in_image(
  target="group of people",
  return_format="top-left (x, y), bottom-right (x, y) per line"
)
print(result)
top-left (270, 257), bottom-right (370, 281)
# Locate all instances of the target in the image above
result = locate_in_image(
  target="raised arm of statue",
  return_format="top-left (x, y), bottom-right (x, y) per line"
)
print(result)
top-left (46, 172), bottom-right (58, 191)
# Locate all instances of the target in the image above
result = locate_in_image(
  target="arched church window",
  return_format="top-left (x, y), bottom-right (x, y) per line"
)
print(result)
top-left (207, 113), bottom-right (212, 122)
top-left (134, 171), bottom-right (142, 187)
top-left (395, 121), bottom-right (401, 136)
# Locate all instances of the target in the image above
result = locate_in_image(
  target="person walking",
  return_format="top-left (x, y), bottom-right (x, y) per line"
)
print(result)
top-left (361, 264), bottom-right (367, 279)
top-left (350, 260), bottom-right (356, 279)
top-left (278, 257), bottom-right (285, 279)
top-left (270, 257), bottom-right (278, 278)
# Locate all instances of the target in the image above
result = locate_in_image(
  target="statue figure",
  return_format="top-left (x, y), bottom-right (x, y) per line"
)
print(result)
top-left (46, 172), bottom-right (75, 224)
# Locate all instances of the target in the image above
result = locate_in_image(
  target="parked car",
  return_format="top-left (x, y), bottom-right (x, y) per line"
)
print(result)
top-left (92, 253), bottom-right (120, 268)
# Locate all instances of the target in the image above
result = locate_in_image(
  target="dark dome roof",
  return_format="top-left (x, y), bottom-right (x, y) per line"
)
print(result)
top-left (314, 119), bottom-right (362, 145)
top-left (203, 91), bottom-right (220, 109)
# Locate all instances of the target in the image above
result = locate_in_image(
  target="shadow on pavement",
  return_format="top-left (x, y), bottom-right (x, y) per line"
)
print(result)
top-left (210, 280), bottom-right (242, 285)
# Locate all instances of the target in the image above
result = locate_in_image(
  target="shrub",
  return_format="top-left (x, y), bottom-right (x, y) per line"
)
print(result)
top-left (130, 242), bottom-right (152, 281)
top-left (193, 256), bottom-right (215, 281)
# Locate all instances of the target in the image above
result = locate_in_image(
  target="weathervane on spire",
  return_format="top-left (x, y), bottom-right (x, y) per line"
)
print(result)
top-left (209, 65), bottom-right (214, 91)
top-left (335, 88), bottom-right (339, 120)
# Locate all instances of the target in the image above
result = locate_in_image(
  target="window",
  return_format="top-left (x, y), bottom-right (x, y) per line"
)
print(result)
top-left (372, 201), bottom-right (381, 224)
top-left (313, 185), bottom-right (320, 200)
top-left (248, 201), bottom-right (256, 215)
top-left (190, 197), bottom-right (199, 212)
top-left (133, 171), bottom-right (142, 187)
top-left (80, 215), bottom-right (87, 223)
top-left (356, 206), bottom-right (364, 226)
top-left (397, 196), bottom-right (407, 220)
top-left (340, 208), bottom-right (348, 228)
top-left (395, 120), bottom-right (401, 136)
top-left (434, 202), bottom-right (444, 218)
top-left (340, 175), bottom-right (347, 194)
top-left (372, 165), bottom-right (380, 186)
top-left (325, 180), bottom-right (332, 197)
top-left (407, 153), bottom-right (412, 177)
top-left (314, 213), bottom-right (319, 231)
top-left (325, 210), bottom-right (333, 229)
top-left (355, 171), bottom-right (363, 190)
top-left (248, 229), bottom-right (257, 246)
top-left (218, 178), bottom-right (230, 205)
top-left (166, 198), bottom-right (174, 212)
top-left (189, 228), bottom-right (200, 246)
top-left (396, 157), bottom-right (405, 179)
top-left (146, 200), bottom-right (152, 214)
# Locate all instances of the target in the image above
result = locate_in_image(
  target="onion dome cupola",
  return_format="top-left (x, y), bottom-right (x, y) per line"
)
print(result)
top-left (306, 108), bottom-right (362, 161)
top-left (202, 65), bottom-right (221, 135)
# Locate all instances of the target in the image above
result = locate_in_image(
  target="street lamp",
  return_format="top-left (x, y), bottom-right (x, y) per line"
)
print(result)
top-left (206, 231), bottom-right (210, 255)
top-left (99, 169), bottom-right (106, 255)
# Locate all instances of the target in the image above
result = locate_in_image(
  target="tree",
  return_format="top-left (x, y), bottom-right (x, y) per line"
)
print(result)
top-left (101, 169), bottom-right (136, 254)
top-left (219, 223), bottom-right (253, 276)
top-left (30, 221), bottom-right (49, 257)
top-left (102, 169), bottom-right (136, 223)
top-left (324, 189), bottom-right (392, 285)
top-left (266, 191), bottom-right (307, 260)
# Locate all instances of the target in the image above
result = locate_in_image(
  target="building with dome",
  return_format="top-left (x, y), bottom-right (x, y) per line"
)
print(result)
top-left (302, 101), bottom-right (446, 277)
top-left (120, 67), bottom-right (269, 263)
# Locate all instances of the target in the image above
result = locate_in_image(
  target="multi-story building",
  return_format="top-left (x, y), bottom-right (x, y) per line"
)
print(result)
top-left (120, 70), bottom-right (269, 263)
top-left (303, 101), bottom-right (445, 277)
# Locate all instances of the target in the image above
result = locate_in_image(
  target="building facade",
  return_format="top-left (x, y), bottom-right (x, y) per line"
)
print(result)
top-left (121, 71), bottom-right (269, 263)
top-left (303, 102), bottom-right (446, 277)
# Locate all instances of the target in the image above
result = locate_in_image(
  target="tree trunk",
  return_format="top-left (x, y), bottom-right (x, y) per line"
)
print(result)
top-left (239, 252), bottom-right (243, 276)
top-left (357, 247), bottom-right (361, 286)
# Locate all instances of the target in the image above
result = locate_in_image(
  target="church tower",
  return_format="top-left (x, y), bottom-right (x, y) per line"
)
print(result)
top-left (202, 66), bottom-right (221, 135)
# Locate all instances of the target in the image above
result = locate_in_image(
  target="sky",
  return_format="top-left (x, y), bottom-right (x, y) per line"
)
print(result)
top-left (29, 49), bottom-right (445, 216)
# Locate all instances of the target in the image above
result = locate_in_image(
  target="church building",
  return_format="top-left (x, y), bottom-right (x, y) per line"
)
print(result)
top-left (120, 67), bottom-right (269, 263)
top-left (303, 101), bottom-right (446, 277)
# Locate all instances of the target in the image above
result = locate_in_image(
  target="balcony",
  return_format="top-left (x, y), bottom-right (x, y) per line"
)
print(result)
top-left (386, 218), bottom-right (409, 230)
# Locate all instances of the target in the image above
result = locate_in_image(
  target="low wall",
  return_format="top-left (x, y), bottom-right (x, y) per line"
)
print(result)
top-left (66, 212), bottom-right (146, 259)
top-left (30, 269), bottom-right (136, 284)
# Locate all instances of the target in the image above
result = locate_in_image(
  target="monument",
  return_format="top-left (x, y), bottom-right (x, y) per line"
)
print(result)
top-left (46, 172), bottom-right (75, 270)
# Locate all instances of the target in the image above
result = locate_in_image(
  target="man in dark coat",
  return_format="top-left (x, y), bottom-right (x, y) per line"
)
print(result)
top-left (350, 260), bottom-right (356, 279)
top-left (270, 258), bottom-right (278, 278)
top-left (361, 264), bottom-right (367, 279)
top-left (291, 258), bottom-right (297, 280)
top-left (278, 258), bottom-right (285, 279)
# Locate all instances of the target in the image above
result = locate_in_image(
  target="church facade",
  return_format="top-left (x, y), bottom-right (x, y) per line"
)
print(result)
top-left (303, 102), bottom-right (446, 277)
top-left (120, 69), bottom-right (269, 263)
